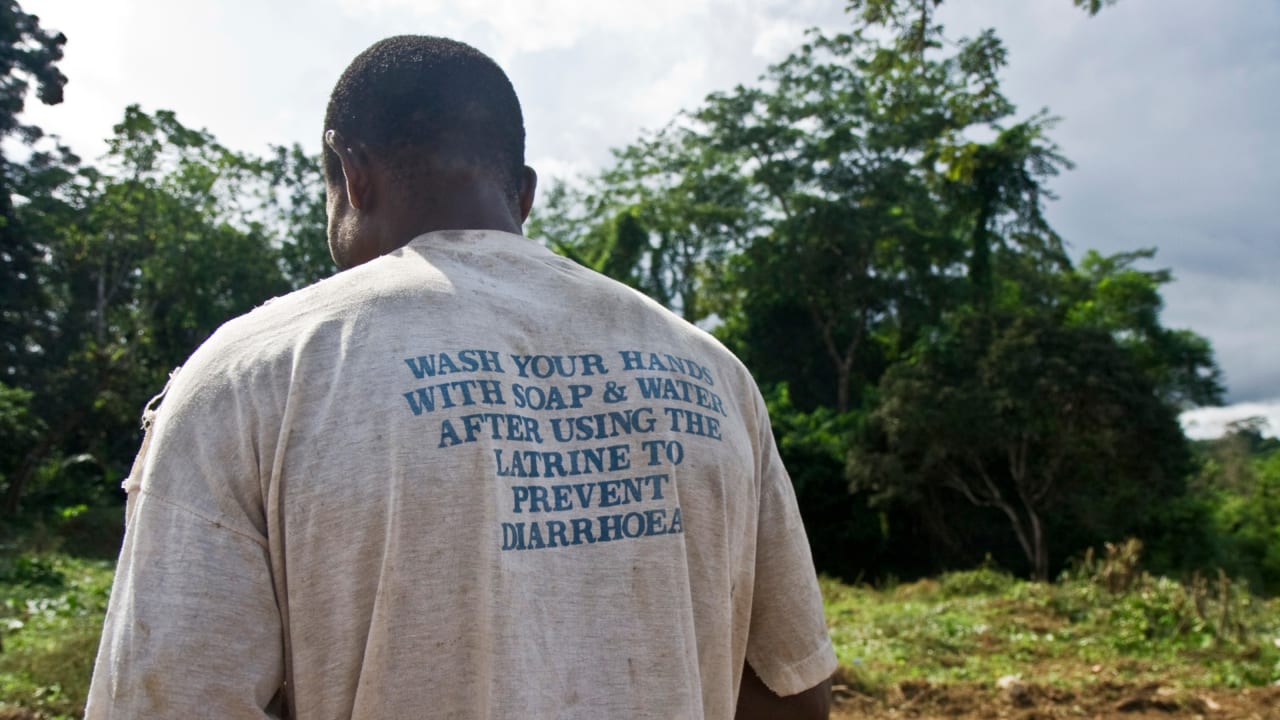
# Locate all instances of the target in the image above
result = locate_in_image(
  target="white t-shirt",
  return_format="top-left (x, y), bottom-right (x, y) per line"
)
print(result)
top-left (87, 230), bottom-right (836, 719)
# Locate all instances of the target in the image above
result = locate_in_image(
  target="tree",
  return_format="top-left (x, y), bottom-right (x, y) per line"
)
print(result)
top-left (0, 2), bottom-right (70, 516)
top-left (4, 107), bottom-right (292, 516)
top-left (266, 143), bottom-right (334, 288)
top-left (535, 125), bottom-right (751, 323)
top-left (703, 20), bottom-right (1070, 413)
top-left (0, 383), bottom-right (42, 502)
top-left (1191, 421), bottom-right (1280, 594)
top-left (0, 1), bottom-right (64, 142)
top-left (525, 0), bottom-right (1204, 583)
top-left (1068, 249), bottom-right (1222, 407)
top-left (848, 0), bottom-right (1119, 33)
top-left (850, 245), bottom-right (1216, 580)
top-left (1071, 0), bottom-right (1119, 15)
top-left (539, 4), bottom-right (1073, 416)
top-left (842, 0), bottom-right (1118, 79)
top-left (0, 1), bottom-right (68, 384)
top-left (533, 192), bottom-right (652, 298)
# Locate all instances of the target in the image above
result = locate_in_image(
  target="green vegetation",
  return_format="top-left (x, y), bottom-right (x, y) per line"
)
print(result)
top-left (3, 0), bottom-right (1276, 714)
top-left (1, 1), bottom-right (327, 551)
top-left (824, 544), bottom-right (1280, 698)
top-left (0, 555), bottom-right (113, 719)
top-left (0, 0), bottom-right (1274, 615)
top-left (529, 0), bottom-right (1247, 589)
top-left (0, 0), bottom-right (1275, 689)
top-left (2, 546), bottom-right (1275, 718)
top-left (1187, 424), bottom-right (1280, 595)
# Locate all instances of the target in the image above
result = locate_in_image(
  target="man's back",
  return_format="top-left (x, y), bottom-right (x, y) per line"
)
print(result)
top-left (88, 230), bottom-right (834, 718)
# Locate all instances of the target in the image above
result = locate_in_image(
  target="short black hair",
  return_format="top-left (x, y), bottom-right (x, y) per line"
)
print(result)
top-left (323, 36), bottom-right (525, 196)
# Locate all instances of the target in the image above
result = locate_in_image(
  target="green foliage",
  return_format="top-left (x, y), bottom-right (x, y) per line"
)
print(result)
top-left (852, 292), bottom-right (1197, 579)
top-left (0, 554), bottom-right (64, 588)
top-left (2, 94), bottom-right (328, 531)
top-left (1073, 0), bottom-right (1120, 15)
top-left (0, 0), bottom-right (334, 533)
top-left (765, 385), bottom-right (892, 581)
top-left (533, 122), bottom-right (750, 322)
top-left (1, 0), bottom-right (68, 391)
top-left (1, 104), bottom-right (306, 524)
top-left (526, 0), bottom-right (1219, 585)
top-left (537, 201), bottom-right (656, 298)
top-left (0, 555), bottom-right (113, 719)
top-left (266, 143), bottom-right (335, 287)
top-left (1050, 540), bottom-right (1274, 683)
top-left (0, 1), bottom-right (66, 140)
top-left (0, 8), bottom-right (329, 539)
top-left (557, 6), bottom-right (1073, 419)
top-left (938, 565), bottom-right (1015, 598)
top-left (702, 22), bottom-right (1031, 413)
top-left (1184, 425), bottom-right (1280, 594)
top-left (0, 385), bottom-right (41, 493)
top-left (1069, 250), bottom-right (1223, 407)
top-left (847, 0), bottom-right (1119, 34)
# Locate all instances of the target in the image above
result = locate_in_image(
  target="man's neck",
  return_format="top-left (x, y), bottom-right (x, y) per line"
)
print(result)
top-left (379, 178), bottom-right (521, 254)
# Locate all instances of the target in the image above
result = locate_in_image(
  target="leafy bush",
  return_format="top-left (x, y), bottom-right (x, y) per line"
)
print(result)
top-left (0, 555), bottom-right (65, 589)
top-left (939, 565), bottom-right (1015, 598)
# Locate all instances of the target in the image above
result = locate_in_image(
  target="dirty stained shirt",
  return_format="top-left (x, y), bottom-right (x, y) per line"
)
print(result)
top-left (86, 229), bottom-right (836, 719)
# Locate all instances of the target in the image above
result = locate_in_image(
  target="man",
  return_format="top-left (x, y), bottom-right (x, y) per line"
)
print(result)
top-left (86, 36), bottom-right (834, 719)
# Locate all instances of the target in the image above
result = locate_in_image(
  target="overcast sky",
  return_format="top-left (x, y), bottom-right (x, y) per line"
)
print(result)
top-left (16, 0), bottom-right (1279, 434)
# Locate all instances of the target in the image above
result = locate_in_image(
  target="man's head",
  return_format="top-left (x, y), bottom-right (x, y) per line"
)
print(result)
top-left (323, 36), bottom-right (536, 269)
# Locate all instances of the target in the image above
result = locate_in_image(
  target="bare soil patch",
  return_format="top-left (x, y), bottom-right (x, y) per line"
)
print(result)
top-left (831, 680), bottom-right (1280, 719)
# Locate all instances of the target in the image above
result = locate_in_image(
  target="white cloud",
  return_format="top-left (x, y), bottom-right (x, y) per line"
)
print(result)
top-left (1181, 401), bottom-right (1280, 440)
top-left (335, 0), bottom-right (713, 61)
top-left (750, 16), bottom-right (808, 59)
top-left (527, 155), bottom-right (590, 186)
top-left (628, 56), bottom-right (709, 123)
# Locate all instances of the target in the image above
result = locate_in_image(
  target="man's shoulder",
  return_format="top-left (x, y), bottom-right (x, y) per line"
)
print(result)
top-left (180, 265), bottom-right (374, 379)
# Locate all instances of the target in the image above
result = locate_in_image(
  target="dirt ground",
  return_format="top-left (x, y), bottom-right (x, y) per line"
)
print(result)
top-left (3, 681), bottom-right (1275, 720)
top-left (831, 680), bottom-right (1280, 720)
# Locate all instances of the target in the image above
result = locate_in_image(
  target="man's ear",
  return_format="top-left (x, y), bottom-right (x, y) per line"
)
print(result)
top-left (518, 165), bottom-right (537, 223)
top-left (325, 130), bottom-right (374, 211)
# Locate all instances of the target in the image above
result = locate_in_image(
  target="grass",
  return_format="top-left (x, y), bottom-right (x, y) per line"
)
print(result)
top-left (823, 550), bottom-right (1280, 699)
top-left (0, 542), bottom-right (1277, 717)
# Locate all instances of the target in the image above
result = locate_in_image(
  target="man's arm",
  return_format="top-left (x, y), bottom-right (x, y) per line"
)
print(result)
top-left (734, 384), bottom-right (837, 717)
top-left (84, 348), bottom-right (285, 718)
top-left (85, 490), bottom-right (285, 719)
top-left (736, 660), bottom-right (831, 720)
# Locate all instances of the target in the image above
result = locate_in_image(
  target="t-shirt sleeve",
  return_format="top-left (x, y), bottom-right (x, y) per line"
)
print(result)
top-left (742, 391), bottom-right (837, 697)
top-left (85, 346), bottom-right (284, 719)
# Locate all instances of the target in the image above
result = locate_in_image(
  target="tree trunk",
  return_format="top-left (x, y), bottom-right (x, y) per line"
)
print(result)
top-left (811, 304), bottom-right (865, 414)
top-left (1028, 506), bottom-right (1049, 581)
top-left (948, 466), bottom-right (1041, 579)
